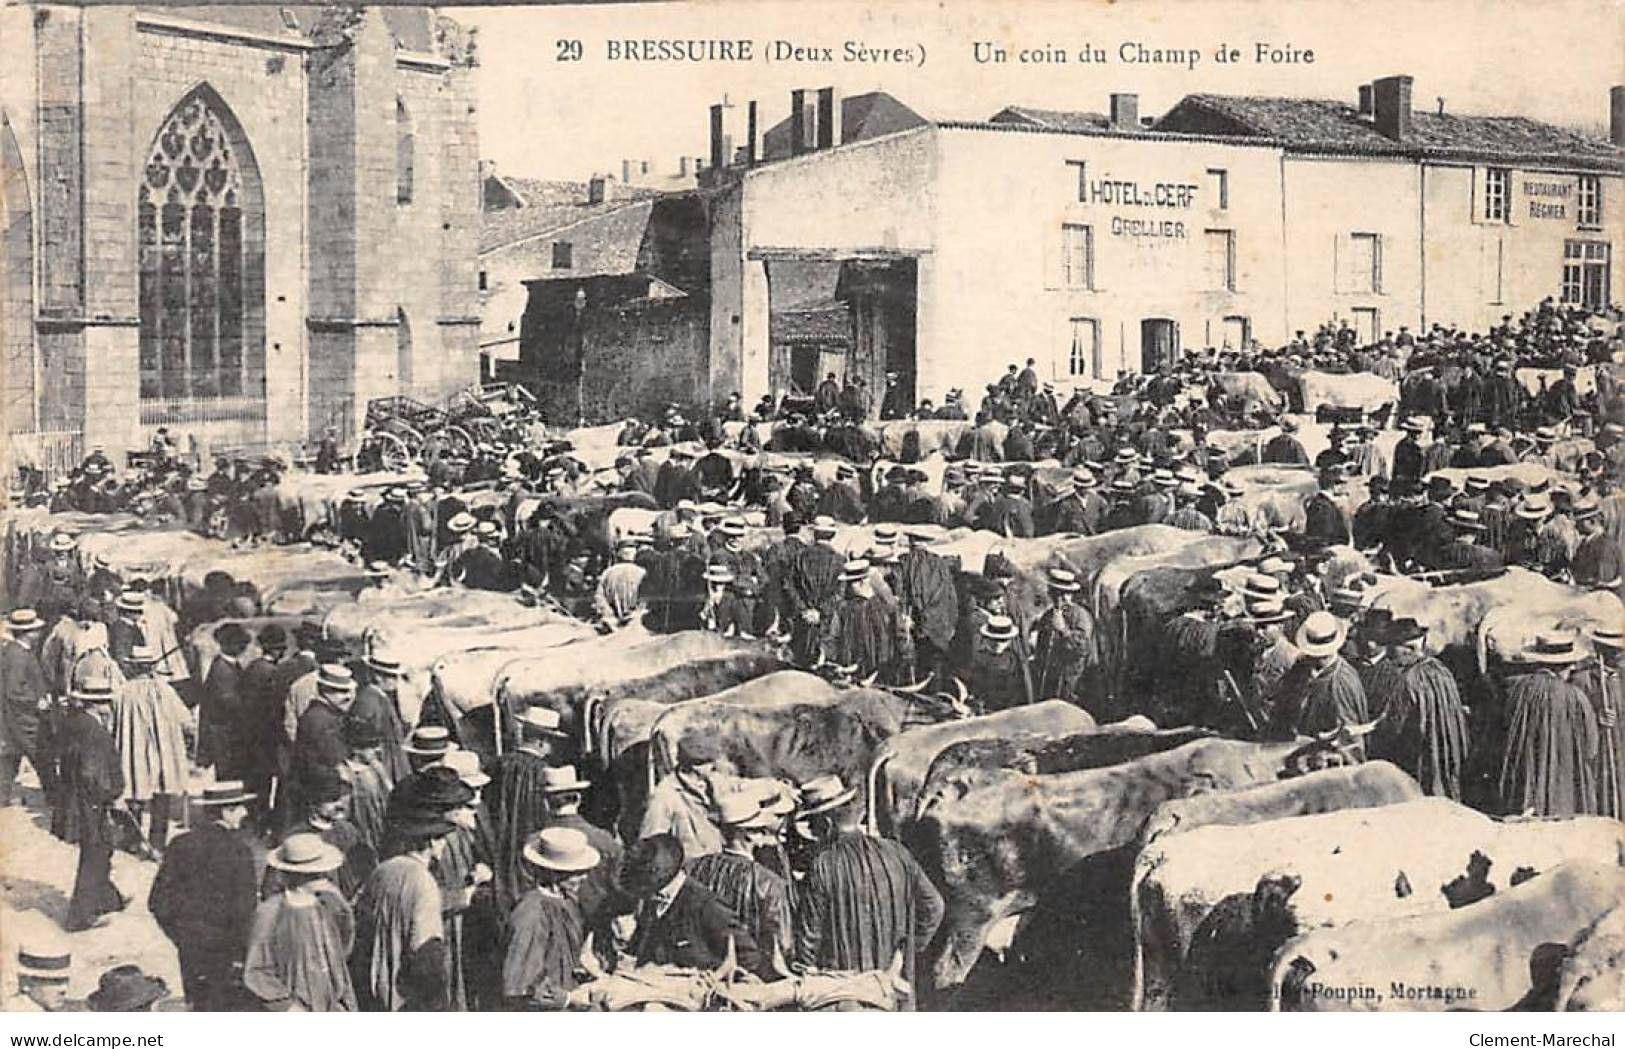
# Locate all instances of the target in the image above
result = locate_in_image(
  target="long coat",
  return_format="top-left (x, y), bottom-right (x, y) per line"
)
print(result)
top-left (629, 877), bottom-right (762, 975)
top-left (52, 708), bottom-right (123, 847)
top-left (111, 676), bottom-right (192, 802)
top-left (149, 820), bottom-right (258, 969)
top-left (198, 656), bottom-right (246, 777)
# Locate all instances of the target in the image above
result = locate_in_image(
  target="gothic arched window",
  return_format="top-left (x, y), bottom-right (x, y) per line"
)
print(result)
top-left (138, 86), bottom-right (265, 410)
top-left (396, 97), bottom-right (414, 205)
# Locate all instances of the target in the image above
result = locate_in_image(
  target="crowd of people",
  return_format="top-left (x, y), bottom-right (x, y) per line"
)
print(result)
top-left (2, 298), bottom-right (1623, 1011)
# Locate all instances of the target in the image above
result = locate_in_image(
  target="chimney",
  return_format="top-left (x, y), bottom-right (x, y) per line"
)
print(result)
top-left (709, 103), bottom-right (726, 170)
top-left (621, 159), bottom-right (631, 184)
top-left (816, 87), bottom-right (841, 148)
top-left (587, 175), bottom-right (605, 205)
top-left (790, 89), bottom-right (807, 155)
top-left (679, 156), bottom-right (690, 177)
top-left (1357, 84), bottom-right (1373, 116)
top-left (1372, 75), bottom-right (1413, 141)
top-left (747, 100), bottom-right (760, 165)
top-left (1109, 93), bottom-right (1139, 131)
top-left (1611, 85), bottom-right (1625, 147)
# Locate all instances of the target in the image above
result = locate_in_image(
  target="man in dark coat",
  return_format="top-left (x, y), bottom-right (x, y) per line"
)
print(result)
top-left (361, 490), bottom-right (409, 566)
top-left (150, 781), bottom-right (258, 1008)
top-left (784, 520), bottom-right (845, 666)
top-left (830, 559), bottom-right (900, 684)
top-left (976, 477), bottom-right (1035, 538)
top-left (58, 677), bottom-right (125, 932)
top-left (1366, 618), bottom-right (1470, 799)
top-left (1302, 467), bottom-right (1353, 548)
top-left (288, 665), bottom-right (356, 831)
top-left (686, 790), bottom-right (794, 965)
top-left (106, 592), bottom-right (148, 676)
top-left (1391, 420), bottom-right (1427, 484)
top-left (815, 465), bottom-right (867, 524)
top-left (791, 776), bottom-right (944, 1009)
top-left (813, 373), bottom-right (841, 417)
top-left (1498, 633), bottom-right (1600, 818)
top-left (1437, 510), bottom-right (1506, 571)
top-left (0, 609), bottom-right (51, 806)
top-left (893, 531), bottom-right (959, 684)
top-left (1261, 419), bottom-right (1309, 466)
top-left (623, 833), bottom-right (764, 975)
top-left (198, 622), bottom-right (251, 781)
top-left (967, 614), bottom-right (1034, 712)
top-left (1033, 568), bottom-right (1098, 708)
top-left (537, 766), bottom-right (622, 946)
top-left (1267, 612), bottom-right (1370, 761)
top-left (1043, 469), bottom-right (1107, 535)
top-left (239, 625), bottom-right (289, 831)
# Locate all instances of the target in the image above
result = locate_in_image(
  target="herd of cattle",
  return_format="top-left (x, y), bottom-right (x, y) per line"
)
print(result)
top-left (4, 431), bottom-right (1624, 1011)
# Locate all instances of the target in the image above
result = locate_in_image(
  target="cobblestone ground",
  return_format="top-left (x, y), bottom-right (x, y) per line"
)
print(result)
top-left (1, 770), bottom-right (185, 1010)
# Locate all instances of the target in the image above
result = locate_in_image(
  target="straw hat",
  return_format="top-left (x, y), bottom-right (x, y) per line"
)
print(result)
top-left (539, 765), bottom-right (591, 793)
top-left (795, 775), bottom-right (857, 819)
top-left (447, 512), bottom-right (476, 534)
top-left (317, 664), bottom-right (356, 695)
top-left (48, 534), bottom-right (76, 553)
top-left (715, 790), bottom-right (778, 830)
top-left (17, 936), bottom-right (71, 985)
top-left (811, 515), bottom-right (838, 538)
top-left (1523, 631), bottom-right (1589, 665)
top-left (980, 614), bottom-right (1018, 642)
top-left (403, 725), bottom-right (456, 757)
top-left (1295, 611), bottom-right (1348, 658)
top-left (6, 609), bottom-right (44, 633)
top-left (73, 676), bottom-right (115, 704)
top-left (840, 558), bottom-right (871, 583)
top-left (1242, 573), bottom-right (1282, 600)
top-left (1246, 598), bottom-right (1292, 625)
top-left (194, 779), bottom-right (256, 806)
top-left (518, 706), bottom-right (567, 738)
top-left (703, 564), bottom-right (736, 585)
top-left (266, 832), bottom-right (344, 874)
top-left (115, 591), bottom-right (145, 615)
top-left (1046, 567), bottom-right (1081, 593)
top-left (1589, 625), bottom-right (1625, 650)
top-left (523, 827), bottom-right (601, 873)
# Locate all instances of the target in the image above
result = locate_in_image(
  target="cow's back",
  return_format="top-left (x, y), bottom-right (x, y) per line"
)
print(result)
top-left (1272, 862), bottom-right (1625, 1012)
top-left (1557, 904), bottom-right (1625, 1012)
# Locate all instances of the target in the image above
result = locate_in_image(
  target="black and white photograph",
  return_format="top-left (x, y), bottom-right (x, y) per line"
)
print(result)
top-left (0, 0), bottom-right (1623, 1023)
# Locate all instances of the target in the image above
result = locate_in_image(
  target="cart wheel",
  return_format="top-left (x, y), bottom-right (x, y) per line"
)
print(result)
top-left (367, 431), bottom-right (413, 473)
top-left (441, 425), bottom-right (476, 460)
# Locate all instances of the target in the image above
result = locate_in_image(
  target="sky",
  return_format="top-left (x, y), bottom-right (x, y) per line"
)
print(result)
top-left (461, 0), bottom-right (1625, 183)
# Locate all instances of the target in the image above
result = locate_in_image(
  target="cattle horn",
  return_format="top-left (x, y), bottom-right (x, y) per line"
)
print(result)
top-left (579, 932), bottom-right (606, 981)
top-left (895, 675), bottom-right (930, 694)
top-left (770, 938), bottom-right (793, 981)
top-left (713, 935), bottom-right (739, 984)
top-left (860, 669), bottom-right (880, 688)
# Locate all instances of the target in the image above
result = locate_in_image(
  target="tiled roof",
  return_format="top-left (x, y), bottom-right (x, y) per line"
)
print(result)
top-left (480, 178), bottom-right (664, 254)
top-left (498, 202), bottom-right (657, 280)
top-left (761, 92), bottom-right (928, 160)
top-left (1157, 94), bottom-right (1623, 169)
top-left (990, 106), bottom-right (1110, 132)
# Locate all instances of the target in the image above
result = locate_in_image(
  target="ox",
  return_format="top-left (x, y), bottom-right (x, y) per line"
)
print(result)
top-left (1556, 904), bottom-right (1625, 1012)
top-left (1136, 792), bottom-right (1625, 1010)
top-left (1272, 861), bottom-right (1625, 1012)
top-left (865, 700), bottom-right (1098, 837)
top-left (1295, 372), bottom-right (1399, 417)
top-left (911, 737), bottom-right (1304, 1000)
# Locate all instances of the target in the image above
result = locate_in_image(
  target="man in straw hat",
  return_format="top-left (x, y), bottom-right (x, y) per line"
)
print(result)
top-left (267, 765), bottom-right (375, 900)
top-left (1266, 611), bottom-right (1370, 761)
top-left (791, 774), bottom-right (943, 1009)
top-left (687, 787), bottom-right (795, 963)
top-left (968, 614), bottom-right (1034, 712)
top-left (244, 833), bottom-right (357, 1012)
top-left (149, 780), bottom-right (258, 1008)
top-left (490, 705), bottom-right (571, 916)
top-left (502, 827), bottom-right (601, 1009)
top-left (1498, 631), bottom-right (1601, 818)
top-left (353, 648), bottom-right (411, 783)
top-left (1366, 618), bottom-right (1470, 800)
top-left (288, 664), bottom-right (357, 829)
top-left (110, 644), bottom-right (191, 856)
top-left (892, 527), bottom-right (959, 686)
top-left (621, 832), bottom-right (763, 975)
top-left (107, 589), bottom-right (147, 674)
top-left (1438, 508), bottom-right (1506, 572)
top-left (1570, 496), bottom-right (1621, 589)
top-left (55, 673), bottom-right (126, 932)
top-left (351, 802), bottom-right (461, 1010)
top-left (536, 765), bottom-right (622, 942)
top-left (0, 608), bottom-right (51, 807)
top-left (12, 934), bottom-right (73, 1012)
top-left (1575, 625), bottom-right (1625, 819)
top-left (1033, 567), bottom-right (1098, 707)
top-left (829, 558), bottom-right (900, 684)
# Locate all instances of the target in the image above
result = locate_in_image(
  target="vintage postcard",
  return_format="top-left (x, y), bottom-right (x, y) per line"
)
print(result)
top-left (0, 0), bottom-right (1623, 1020)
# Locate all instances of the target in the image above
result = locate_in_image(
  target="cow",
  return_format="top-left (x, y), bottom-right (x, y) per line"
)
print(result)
top-left (566, 941), bottom-right (912, 1011)
top-left (1296, 372), bottom-right (1399, 417)
top-left (913, 722), bottom-right (1210, 826)
top-left (875, 420), bottom-right (977, 461)
top-left (1210, 372), bottom-right (1285, 416)
top-left (1556, 904), bottom-right (1625, 1012)
top-left (864, 700), bottom-right (1099, 838)
top-left (1157, 801), bottom-right (1625, 1010)
top-left (1365, 567), bottom-right (1599, 682)
top-left (271, 469), bottom-right (410, 538)
top-left (911, 737), bottom-right (1304, 998)
top-left (1272, 861), bottom-right (1625, 1012)
top-left (647, 680), bottom-right (919, 818)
